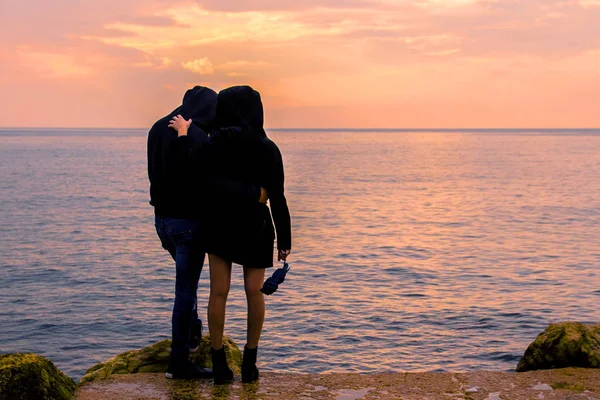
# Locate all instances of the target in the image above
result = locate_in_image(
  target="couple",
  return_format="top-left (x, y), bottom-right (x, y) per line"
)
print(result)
top-left (147, 85), bottom-right (292, 384)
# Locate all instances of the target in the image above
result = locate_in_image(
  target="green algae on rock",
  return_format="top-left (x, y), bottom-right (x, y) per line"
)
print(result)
top-left (0, 353), bottom-right (77, 400)
top-left (516, 322), bottom-right (600, 372)
top-left (79, 334), bottom-right (241, 385)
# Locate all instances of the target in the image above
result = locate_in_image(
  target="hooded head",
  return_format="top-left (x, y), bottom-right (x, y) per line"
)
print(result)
top-left (214, 86), bottom-right (266, 137)
top-left (172, 86), bottom-right (218, 129)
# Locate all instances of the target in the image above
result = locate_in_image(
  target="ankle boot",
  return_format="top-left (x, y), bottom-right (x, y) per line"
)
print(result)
top-left (241, 346), bottom-right (260, 383)
top-left (211, 347), bottom-right (234, 385)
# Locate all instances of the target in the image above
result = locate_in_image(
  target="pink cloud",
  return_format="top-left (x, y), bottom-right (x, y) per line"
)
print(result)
top-left (194, 0), bottom-right (377, 11)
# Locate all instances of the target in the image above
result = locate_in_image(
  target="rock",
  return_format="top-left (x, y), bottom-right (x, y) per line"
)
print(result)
top-left (516, 322), bottom-right (600, 372)
top-left (0, 353), bottom-right (77, 400)
top-left (79, 334), bottom-right (241, 385)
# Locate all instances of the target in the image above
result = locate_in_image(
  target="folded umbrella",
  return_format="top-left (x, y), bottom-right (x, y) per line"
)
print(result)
top-left (260, 262), bottom-right (291, 295)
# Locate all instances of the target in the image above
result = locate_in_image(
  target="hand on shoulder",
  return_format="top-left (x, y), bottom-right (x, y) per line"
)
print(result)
top-left (168, 115), bottom-right (192, 137)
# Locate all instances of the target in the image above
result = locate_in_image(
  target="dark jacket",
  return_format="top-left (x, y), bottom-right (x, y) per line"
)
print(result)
top-left (204, 86), bottom-right (292, 256)
top-left (147, 86), bottom-right (260, 218)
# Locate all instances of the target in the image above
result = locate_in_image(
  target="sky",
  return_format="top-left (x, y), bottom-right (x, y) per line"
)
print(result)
top-left (0, 0), bottom-right (599, 128)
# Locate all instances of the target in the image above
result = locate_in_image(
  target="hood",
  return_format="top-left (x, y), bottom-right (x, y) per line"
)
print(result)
top-left (171, 86), bottom-right (218, 129)
top-left (214, 86), bottom-right (266, 137)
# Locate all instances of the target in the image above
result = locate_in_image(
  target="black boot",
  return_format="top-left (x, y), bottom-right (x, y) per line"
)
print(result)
top-left (241, 346), bottom-right (259, 383)
top-left (211, 347), bottom-right (234, 385)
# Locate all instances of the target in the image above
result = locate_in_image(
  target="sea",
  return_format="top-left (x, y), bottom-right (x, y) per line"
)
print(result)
top-left (1, 128), bottom-right (599, 380)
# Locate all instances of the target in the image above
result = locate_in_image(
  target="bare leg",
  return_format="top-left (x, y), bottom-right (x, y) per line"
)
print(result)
top-left (208, 254), bottom-right (232, 350)
top-left (243, 267), bottom-right (266, 349)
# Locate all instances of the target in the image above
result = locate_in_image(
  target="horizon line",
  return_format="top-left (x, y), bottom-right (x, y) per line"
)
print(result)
top-left (1, 127), bottom-right (600, 132)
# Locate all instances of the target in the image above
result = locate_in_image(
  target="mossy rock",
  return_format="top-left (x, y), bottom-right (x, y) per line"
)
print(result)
top-left (79, 334), bottom-right (241, 385)
top-left (0, 353), bottom-right (76, 400)
top-left (516, 322), bottom-right (600, 372)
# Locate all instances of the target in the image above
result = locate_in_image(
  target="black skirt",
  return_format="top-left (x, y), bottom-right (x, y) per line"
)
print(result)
top-left (200, 203), bottom-right (276, 268)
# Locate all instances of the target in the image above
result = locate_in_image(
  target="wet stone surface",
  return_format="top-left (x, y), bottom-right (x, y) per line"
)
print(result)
top-left (75, 368), bottom-right (600, 400)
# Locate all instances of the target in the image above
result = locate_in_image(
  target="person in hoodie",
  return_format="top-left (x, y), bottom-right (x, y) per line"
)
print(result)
top-left (171, 85), bottom-right (292, 384)
top-left (147, 86), bottom-right (267, 380)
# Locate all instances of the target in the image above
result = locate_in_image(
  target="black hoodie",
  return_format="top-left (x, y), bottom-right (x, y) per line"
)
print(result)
top-left (208, 86), bottom-right (292, 251)
top-left (147, 86), bottom-right (259, 218)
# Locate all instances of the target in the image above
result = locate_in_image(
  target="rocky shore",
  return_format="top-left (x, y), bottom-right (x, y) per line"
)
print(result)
top-left (74, 369), bottom-right (600, 400)
top-left (1, 322), bottom-right (599, 400)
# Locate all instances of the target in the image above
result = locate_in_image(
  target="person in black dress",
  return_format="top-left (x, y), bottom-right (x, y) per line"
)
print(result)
top-left (205, 86), bottom-right (292, 384)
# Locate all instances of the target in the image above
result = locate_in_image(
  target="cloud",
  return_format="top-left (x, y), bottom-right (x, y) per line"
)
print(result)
top-left (580, 0), bottom-right (600, 7)
top-left (16, 50), bottom-right (92, 78)
top-left (218, 60), bottom-right (273, 69)
top-left (1, 0), bottom-right (600, 128)
top-left (193, 0), bottom-right (377, 12)
top-left (181, 57), bottom-right (215, 74)
top-left (110, 14), bottom-right (190, 28)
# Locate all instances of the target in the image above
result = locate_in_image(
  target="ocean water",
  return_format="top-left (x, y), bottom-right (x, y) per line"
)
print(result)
top-left (1, 128), bottom-right (599, 380)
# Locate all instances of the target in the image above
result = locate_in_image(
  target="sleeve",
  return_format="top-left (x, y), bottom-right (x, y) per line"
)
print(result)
top-left (267, 142), bottom-right (292, 250)
top-left (147, 125), bottom-right (161, 206)
top-left (173, 123), bottom-right (209, 161)
top-left (147, 128), bottom-right (154, 183)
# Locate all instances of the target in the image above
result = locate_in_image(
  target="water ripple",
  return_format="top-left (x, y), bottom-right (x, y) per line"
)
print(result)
top-left (0, 130), bottom-right (599, 380)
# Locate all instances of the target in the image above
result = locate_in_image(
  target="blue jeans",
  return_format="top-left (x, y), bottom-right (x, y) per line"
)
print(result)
top-left (155, 216), bottom-right (205, 361)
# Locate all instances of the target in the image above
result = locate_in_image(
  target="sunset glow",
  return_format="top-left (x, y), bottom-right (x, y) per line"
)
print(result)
top-left (1, 0), bottom-right (599, 128)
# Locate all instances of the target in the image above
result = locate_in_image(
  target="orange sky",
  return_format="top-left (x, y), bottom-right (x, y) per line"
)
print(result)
top-left (0, 0), bottom-right (599, 128)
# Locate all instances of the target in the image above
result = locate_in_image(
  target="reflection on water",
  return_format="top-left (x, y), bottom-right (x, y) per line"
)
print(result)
top-left (0, 130), bottom-right (599, 379)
